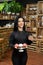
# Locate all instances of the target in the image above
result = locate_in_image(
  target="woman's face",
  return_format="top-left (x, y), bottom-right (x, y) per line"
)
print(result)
top-left (18, 18), bottom-right (24, 28)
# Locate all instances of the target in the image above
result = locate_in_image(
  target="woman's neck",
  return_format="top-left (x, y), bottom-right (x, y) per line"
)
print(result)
top-left (18, 27), bottom-right (23, 31)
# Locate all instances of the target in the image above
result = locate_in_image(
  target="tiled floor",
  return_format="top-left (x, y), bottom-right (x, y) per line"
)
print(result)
top-left (0, 50), bottom-right (43, 65)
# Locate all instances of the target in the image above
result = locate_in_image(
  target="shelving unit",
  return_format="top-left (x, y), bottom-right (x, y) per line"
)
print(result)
top-left (0, 13), bottom-right (15, 20)
top-left (38, 1), bottom-right (43, 15)
top-left (0, 27), bottom-right (13, 60)
top-left (26, 1), bottom-right (43, 53)
top-left (37, 1), bottom-right (43, 41)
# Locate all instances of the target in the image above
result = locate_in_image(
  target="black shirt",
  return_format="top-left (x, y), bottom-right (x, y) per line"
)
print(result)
top-left (9, 31), bottom-right (32, 53)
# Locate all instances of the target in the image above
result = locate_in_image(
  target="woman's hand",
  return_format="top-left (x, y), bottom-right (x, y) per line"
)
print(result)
top-left (28, 35), bottom-right (34, 41)
top-left (14, 44), bottom-right (19, 49)
top-left (23, 43), bottom-right (28, 48)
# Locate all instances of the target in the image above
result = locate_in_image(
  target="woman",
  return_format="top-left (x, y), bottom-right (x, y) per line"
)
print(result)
top-left (9, 16), bottom-right (33, 65)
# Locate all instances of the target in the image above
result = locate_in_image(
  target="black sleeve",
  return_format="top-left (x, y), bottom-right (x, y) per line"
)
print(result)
top-left (27, 32), bottom-right (33, 45)
top-left (9, 32), bottom-right (15, 48)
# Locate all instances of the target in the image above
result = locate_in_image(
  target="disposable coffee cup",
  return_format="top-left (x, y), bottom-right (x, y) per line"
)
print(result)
top-left (18, 44), bottom-right (24, 52)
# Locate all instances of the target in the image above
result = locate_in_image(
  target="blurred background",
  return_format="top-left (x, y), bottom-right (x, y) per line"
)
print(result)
top-left (0, 0), bottom-right (43, 65)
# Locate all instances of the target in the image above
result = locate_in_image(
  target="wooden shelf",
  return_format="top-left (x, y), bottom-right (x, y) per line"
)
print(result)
top-left (38, 14), bottom-right (43, 16)
top-left (26, 1), bottom-right (43, 53)
top-left (33, 39), bottom-right (43, 41)
top-left (38, 27), bottom-right (43, 28)
top-left (0, 14), bottom-right (15, 20)
top-left (0, 27), bottom-right (13, 59)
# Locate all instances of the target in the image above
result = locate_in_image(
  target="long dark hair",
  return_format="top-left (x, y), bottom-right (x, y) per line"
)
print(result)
top-left (13, 15), bottom-right (25, 31)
